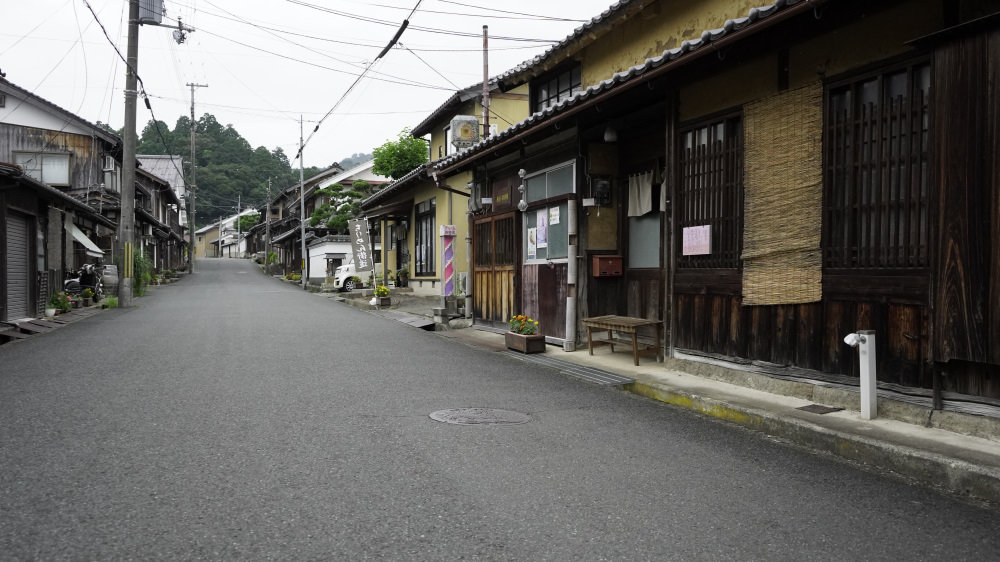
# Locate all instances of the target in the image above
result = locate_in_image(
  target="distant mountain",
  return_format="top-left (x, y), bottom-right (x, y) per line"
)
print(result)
top-left (337, 152), bottom-right (373, 170)
top-left (134, 113), bottom-right (323, 224)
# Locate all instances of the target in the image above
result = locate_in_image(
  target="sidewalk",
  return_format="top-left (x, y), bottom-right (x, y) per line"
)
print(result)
top-left (338, 292), bottom-right (1000, 506)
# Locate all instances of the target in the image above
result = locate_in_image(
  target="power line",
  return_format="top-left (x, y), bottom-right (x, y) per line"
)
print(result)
top-left (295, 0), bottom-right (421, 161)
top-left (284, 0), bottom-right (562, 43)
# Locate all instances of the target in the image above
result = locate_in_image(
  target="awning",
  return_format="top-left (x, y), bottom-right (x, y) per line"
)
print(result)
top-left (69, 223), bottom-right (104, 258)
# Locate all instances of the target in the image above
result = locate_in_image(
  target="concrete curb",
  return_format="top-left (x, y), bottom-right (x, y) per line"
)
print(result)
top-left (627, 380), bottom-right (1000, 505)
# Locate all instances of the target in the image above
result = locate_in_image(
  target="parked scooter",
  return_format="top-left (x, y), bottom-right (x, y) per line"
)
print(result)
top-left (64, 264), bottom-right (104, 301)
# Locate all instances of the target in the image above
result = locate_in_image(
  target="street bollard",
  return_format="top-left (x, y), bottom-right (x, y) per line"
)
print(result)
top-left (844, 330), bottom-right (877, 419)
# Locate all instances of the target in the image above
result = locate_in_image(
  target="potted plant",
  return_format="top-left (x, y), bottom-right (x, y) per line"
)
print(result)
top-left (506, 314), bottom-right (544, 353)
top-left (81, 288), bottom-right (94, 307)
top-left (373, 284), bottom-right (391, 306)
top-left (49, 292), bottom-right (72, 314)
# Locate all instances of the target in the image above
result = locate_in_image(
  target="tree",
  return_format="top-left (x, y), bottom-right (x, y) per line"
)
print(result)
top-left (237, 213), bottom-right (259, 231)
top-left (372, 128), bottom-right (428, 180)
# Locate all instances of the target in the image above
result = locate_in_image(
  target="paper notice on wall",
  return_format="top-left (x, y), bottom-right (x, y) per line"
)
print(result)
top-left (536, 209), bottom-right (548, 248)
top-left (549, 206), bottom-right (560, 225)
top-left (527, 227), bottom-right (537, 259)
top-left (682, 225), bottom-right (711, 256)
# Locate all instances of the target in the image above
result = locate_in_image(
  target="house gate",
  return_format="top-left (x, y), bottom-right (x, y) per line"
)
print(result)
top-left (472, 212), bottom-right (517, 329)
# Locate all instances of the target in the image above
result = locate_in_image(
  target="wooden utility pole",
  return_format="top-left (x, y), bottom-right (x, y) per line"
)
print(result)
top-left (482, 25), bottom-right (490, 137)
top-left (265, 178), bottom-right (272, 275)
top-left (187, 82), bottom-right (207, 273)
top-left (299, 116), bottom-right (307, 290)
top-left (119, 0), bottom-right (140, 307)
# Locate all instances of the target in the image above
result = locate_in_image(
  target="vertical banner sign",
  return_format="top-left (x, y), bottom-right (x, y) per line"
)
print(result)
top-left (348, 218), bottom-right (373, 272)
top-left (440, 224), bottom-right (457, 296)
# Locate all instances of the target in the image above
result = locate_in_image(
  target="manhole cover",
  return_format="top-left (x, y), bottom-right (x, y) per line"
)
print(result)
top-left (429, 408), bottom-right (530, 425)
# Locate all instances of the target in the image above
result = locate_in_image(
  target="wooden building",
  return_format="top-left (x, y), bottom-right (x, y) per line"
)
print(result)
top-left (435, 0), bottom-right (1000, 401)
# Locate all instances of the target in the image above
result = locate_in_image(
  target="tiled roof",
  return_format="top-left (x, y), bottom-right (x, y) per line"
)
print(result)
top-left (435, 0), bottom-right (810, 171)
top-left (361, 163), bottom-right (429, 209)
top-left (493, 0), bottom-right (643, 85)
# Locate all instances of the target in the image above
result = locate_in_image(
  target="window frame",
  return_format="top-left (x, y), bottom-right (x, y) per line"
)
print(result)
top-left (14, 152), bottom-right (71, 186)
top-left (531, 64), bottom-right (582, 113)
top-left (414, 197), bottom-right (436, 276)
top-left (521, 160), bottom-right (576, 265)
top-left (822, 58), bottom-right (931, 272)
top-left (675, 111), bottom-right (744, 271)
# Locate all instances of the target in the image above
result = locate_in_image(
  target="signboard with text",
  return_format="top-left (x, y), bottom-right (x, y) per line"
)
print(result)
top-left (348, 219), bottom-right (374, 271)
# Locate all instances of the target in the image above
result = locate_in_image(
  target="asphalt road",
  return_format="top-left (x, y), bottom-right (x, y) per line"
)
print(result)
top-left (1, 259), bottom-right (997, 560)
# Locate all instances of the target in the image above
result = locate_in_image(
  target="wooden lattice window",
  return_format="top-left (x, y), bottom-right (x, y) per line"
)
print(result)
top-left (532, 65), bottom-right (582, 113)
top-left (824, 61), bottom-right (931, 269)
top-left (677, 113), bottom-right (744, 269)
top-left (414, 198), bottom-right (436, 276)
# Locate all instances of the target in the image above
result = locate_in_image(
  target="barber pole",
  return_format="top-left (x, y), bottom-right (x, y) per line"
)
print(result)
top-left (440, 225), bottom-right (457, 296)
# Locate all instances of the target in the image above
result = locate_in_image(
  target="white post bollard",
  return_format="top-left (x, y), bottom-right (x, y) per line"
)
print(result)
top-left (844, 330), bottom-right (878, 420)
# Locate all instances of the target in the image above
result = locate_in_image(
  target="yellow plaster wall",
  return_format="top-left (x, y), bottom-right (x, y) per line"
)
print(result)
top-left (580, 0), bottom-right (763, 87)
top-left (192, 226), bottom-right (219, 258)
top-left (788, 0), bottom-right (940, 87)
top-left (678, 0), bottom-right (942, 122)
top-left (427, 85), bottom-right (529, 161)
top-left (678, 54), bottom-right (775, 121)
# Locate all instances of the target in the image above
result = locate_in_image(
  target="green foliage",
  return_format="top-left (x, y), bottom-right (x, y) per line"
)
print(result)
top-left (133, 253), bottom-right (154, 297)
top-left (267, 251), bottom-right (277, 264)
top-left (135, 113), bottom-right (325, 225)
top-left (48, 292), bottom-right (72, 313)
top-left (237, 213), bottom-right (259, 231)
top-left (372, 128), bottom-right (428, 180)
top-left (103, 296), bottom-right (118, 309)
top-left (81, 288), bottom-right (94, 299)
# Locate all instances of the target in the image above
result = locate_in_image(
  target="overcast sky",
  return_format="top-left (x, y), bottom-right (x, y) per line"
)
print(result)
top-left (2, 0), bottom-right (616, 172)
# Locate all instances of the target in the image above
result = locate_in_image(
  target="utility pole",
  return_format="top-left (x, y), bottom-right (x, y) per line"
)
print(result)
top-left (482, 25), bottom-right (490, 137)
top-left (299, 116), bottom-right (307, 290)
top-left (236, 194), bottom-right (241, 258)
top-left (186, 82), bottom-right (207, 273)
top-left (118, 0), bottom-right (140, 308)
top-left (265, 178), bottom-right (272, 275)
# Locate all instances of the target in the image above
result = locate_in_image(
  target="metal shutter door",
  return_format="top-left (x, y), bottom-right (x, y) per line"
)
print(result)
top-left (5, 213), bottom-right (30, 320)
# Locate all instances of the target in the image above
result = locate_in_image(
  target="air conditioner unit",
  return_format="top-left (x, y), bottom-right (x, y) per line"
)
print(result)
top-left (102, 156), bottom-right (115, 172)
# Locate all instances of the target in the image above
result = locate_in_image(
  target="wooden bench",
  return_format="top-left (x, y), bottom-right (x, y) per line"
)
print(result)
top-left (582, 315), bottom-right (663, 366)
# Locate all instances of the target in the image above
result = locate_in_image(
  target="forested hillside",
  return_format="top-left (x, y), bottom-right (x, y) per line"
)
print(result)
top-left (134, 114), bottom-right (329, 224)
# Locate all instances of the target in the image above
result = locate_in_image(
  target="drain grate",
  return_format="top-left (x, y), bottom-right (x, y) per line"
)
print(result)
top-left (797, 404), bottom-right (844, 415)
top-left (429, 408), bottom-right (530, 425)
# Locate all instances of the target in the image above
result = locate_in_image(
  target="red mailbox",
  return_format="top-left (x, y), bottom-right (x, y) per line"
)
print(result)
top-left (592, 255), bottom-right (623, 277)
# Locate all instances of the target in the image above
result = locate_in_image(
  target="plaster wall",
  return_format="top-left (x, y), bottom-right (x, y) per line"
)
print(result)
top-left (580, 0), bottom-right (763, 87)
top-left (677, 0), bottom-right (942, 122)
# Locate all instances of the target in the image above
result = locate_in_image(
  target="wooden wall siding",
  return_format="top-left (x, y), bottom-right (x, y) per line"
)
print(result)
top-left (521, 263), bottom-right (567, 339)
top-left (933, 30), bottom-right (998, 364)
top-left (992, 29), bottom-right (1000, 366)
top-left (626, 271), bottom-right (661, 344)
top-left (0, 125), bottom-right (102, 188)
top-left (472, 214), bottom-right (517, 326)
top-left (473, 270), bottom-right (515, 325)
top-left (674, 292), bottom-right (928, 387)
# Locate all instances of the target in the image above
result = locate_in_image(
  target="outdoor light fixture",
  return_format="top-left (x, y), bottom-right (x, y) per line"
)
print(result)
top-left (517, 168), bottom-right (528, 212)
top-left (603, 125), bottom-right (618, 143)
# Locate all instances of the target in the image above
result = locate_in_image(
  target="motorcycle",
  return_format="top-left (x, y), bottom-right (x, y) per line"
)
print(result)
top-left (64, 264), bottom-right (104, 301)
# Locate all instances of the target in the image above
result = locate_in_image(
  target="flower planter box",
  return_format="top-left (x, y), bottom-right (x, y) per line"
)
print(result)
top-left (505, 331), bottom-right (545, 354)
top-left (377, 296), bottom-right (392, 307)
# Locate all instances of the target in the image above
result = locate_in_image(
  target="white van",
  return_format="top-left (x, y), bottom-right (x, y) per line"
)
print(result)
top-left (333, 256), bottom-right (367, 291)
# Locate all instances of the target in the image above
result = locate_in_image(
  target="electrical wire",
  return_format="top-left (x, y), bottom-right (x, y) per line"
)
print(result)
top-left (436, 0), bottom-right (590, 22)
top-left (295, 0), bottom-right (422, 161)
top-left (284, 0), bottom-right (561, 43)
